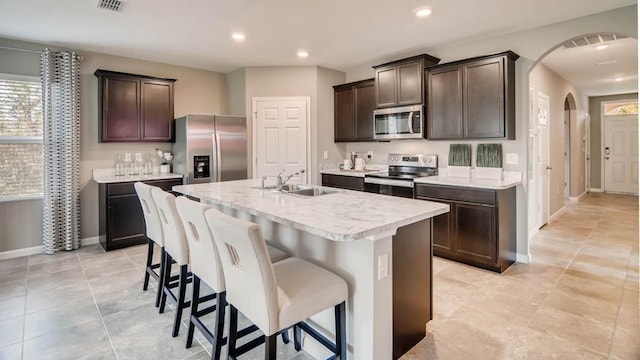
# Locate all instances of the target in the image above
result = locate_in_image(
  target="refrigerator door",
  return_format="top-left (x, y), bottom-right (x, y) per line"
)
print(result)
top-left (213, 115), bottom-right (247, 181)
top-left (173, 115), bottom-right (215, 184)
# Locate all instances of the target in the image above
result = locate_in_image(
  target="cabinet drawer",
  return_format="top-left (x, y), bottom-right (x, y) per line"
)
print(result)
top-left (322, 174), bottom-right (364, 191)
top-left (107, 182), bottom-right (136, 196)
top-left (415, 185), bottom-right (495, 205)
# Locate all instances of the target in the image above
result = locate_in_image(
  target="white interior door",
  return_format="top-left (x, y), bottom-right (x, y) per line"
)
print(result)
top-left (604, 115), bottom-right (638, 194)
top-left (537, 92), bottom-right (551, 227)
top-left (564, 110), bottom-right (570, 200)
top-left (585, 114), bottom-right (591, 191)
top-left (254, 97), bottom-right (309, 183)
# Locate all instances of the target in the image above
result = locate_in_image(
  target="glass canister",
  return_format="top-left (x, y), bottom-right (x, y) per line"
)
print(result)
top-left (143, 153), bottom-right (154, 174)
top-left (114, 154), bottom-right (125, 176)
top-left (129, 160), bottom-right (140, 175)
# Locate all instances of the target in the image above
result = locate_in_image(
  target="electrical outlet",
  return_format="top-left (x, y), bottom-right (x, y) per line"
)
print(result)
top-left (378, 253), bottom-right (389, 280)
top-left (323, 150), bottom-right (328, 160)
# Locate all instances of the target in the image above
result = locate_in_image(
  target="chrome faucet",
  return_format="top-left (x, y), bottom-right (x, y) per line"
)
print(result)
top-left (276, 169), bottom-right (306, 191)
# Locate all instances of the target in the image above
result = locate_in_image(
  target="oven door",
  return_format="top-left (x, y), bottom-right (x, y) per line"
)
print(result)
top-left (364, 177), bottom-right (415, 198)
top-left (373, 105), bottom-right (423, 140)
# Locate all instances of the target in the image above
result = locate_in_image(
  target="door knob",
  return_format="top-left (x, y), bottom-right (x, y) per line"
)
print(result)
top-left (546, 166), bottom-right (552, 170)
top-left (605, 157), bottom-right (610, 160)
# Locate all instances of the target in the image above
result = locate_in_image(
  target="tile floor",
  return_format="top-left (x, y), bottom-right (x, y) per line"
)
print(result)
top-left (0, 192), bottom-right (637, 359)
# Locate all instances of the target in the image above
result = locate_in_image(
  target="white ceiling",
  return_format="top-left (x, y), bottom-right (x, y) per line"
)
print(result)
top-left (541, 37), bottom-right (638, 96)
top-left (0, 0), bottom-right (636, 73)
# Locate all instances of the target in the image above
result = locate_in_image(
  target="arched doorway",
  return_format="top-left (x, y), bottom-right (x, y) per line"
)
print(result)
top-left (564, 93), bottom-right (577, 202)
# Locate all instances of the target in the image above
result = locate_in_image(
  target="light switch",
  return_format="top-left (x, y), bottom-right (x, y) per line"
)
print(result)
top-left (323, 150), bottom-right (328, 160)
top-left (506, 153), bottom-right (518, 165)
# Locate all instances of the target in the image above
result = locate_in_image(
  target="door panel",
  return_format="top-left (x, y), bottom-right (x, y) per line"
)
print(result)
top-left (255, 98), bottom-right (308, 183)
top-left (454, 203), bottom-right (496, 265)
top-left (141, 80), bottom-right (173, 141)
top-left (463, 58), bottom-right (504, 138)
top-left (354, 82), bottom-right (375, 140)
top-left (104, 77), bottom-right (139, 141)
top-left (375, 67), bottom-right (397, 108)
top-left (537, 92), bottom-right (550, 227)
top-left (604, 115), bottom-right (638, 194)
top-left (427, 67), bottom-right (463, 139)
top-left (397, 62), bottom-right (422, 105)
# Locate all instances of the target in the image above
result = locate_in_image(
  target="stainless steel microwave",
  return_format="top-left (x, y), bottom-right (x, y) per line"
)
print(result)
top-left (373, 105), bottom-right (423, 140)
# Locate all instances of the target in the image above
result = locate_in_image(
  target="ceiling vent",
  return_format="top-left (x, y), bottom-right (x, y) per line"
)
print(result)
top-left (97, 0), bottom-right (123, 12)
top-left (562, 34), bottom-right (627, 49)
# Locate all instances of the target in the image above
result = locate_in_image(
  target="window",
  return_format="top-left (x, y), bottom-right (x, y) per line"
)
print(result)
top-left (0, 74), bottom-right (44, 200)
top-left (604, 101), bottom-right (638, 115)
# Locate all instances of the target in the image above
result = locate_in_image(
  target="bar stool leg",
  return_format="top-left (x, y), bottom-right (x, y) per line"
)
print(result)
top-left (172, 264), bottom-right (189, 337)
top-left (212, 292), bottom-right (226, 360)
top-left (155, 247), bottom-right (166, 308)
top-left (186, 276), bottom-right (201, 348)
top-left (228, 305), bottom-right (239, 360)
top-left (281, 328), bottom-right (290, 344)
top-left (265, 334), bottom-right (277, 360)
top-left (293, 324), bottom-right (302, 351)
top-left (143, 238), bottom-right (154, 290)
top-left (159, 252), bottom-right (172, 314)
top-left (335, 301), bottom-right (347, 359)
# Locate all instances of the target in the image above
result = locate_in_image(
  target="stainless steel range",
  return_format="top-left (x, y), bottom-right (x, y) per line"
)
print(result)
top-left (364, 154), bottom-right (438, 198)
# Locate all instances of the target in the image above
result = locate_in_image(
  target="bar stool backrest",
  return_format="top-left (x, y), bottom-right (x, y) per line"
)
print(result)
top-left (205, 209), bottom-right (279, 335)
top-left (134, 182), bottom-right (163, 247)
top-left (175, 197), bottom-right (225, 292)
top-left (151, 188), bottom-right (189, 266)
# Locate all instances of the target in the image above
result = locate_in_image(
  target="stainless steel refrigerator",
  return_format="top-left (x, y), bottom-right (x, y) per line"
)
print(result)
top-left (172, 114), bottom-right (248, 184)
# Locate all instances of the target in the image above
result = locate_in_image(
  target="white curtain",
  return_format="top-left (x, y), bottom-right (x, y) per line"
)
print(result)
top-left (41, 49), bottom-right (81, 254)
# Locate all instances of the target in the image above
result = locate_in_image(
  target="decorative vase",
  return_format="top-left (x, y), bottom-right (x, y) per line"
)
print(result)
top-left (447, 165), bottom-right (471, 178)
top-left (160, 164), bottom-right (170, 174)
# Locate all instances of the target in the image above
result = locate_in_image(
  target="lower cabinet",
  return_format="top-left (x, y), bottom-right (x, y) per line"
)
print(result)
top-left (98, 178), bottom-right (182, 251)
top-left (415, 184), bottom-right (516, 273)
top-left (321, 174), bottom-right (364, 191)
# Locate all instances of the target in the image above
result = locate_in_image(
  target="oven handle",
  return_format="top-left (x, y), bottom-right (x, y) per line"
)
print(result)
top-left (364, 177), bottom-right (414, 188)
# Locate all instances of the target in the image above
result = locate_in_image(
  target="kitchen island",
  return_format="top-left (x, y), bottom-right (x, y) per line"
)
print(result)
top-left (173, 179), bottom-right (449, 360)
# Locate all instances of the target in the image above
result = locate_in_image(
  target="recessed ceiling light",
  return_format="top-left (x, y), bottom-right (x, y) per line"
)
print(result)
top-left (595, 44), bottom-right (608, 50)
top-left (297, 50), bottom-right (309, 58)
top-left (414, 7), bottom-right (432, 17)
top-left (231, 33), bottom-right (245, 41)
top-left (614, 77), bottom-right (624, 82)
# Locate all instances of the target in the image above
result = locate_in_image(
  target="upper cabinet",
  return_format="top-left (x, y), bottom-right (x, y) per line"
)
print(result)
top-left (334, 79), bottom-right (375, 142)
top-left (426, 51), bottom-right (519, 140)
top-left (95, 70), bottom-right (176, 143)
top-left (373, 54), bottom-right (440, 109)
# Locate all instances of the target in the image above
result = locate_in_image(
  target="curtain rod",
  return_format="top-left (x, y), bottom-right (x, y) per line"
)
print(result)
top-left (0, 45), bottom-right (42, 54)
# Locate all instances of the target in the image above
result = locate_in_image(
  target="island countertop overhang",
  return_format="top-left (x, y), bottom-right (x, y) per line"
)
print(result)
top-left (173, 179), bottom-right (449, 242)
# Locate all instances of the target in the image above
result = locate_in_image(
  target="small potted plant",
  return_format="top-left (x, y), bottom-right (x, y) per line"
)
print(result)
top-left (156, 148), bottom-right (173, 174)
top-left (447, 144), bottom-right (472, 177)
top-left (475, 143), bottom-right (503, 180)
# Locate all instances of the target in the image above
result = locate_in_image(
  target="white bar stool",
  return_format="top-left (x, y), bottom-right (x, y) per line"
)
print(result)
top-left (206, 209), bottom-right (348, 360)
top-left (151, 187), bottom-right (192, 337)
top-left (175, 196), bottom-right (291, 360)
top-left (133, 182), bottom-right (165, 308)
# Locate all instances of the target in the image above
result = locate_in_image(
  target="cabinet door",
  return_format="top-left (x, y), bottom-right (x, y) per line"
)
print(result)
top-left (334, 86), bottom-right (355, 142)
top-left (103, 76), bottom-right (140, 141)
top-left (141, 80), bottom-right (174, 141)
top-left (107, 194), bottom-right (145, 245)
top-left (454, 202), bottom-right (496, 266)
top-left (375, 66), bottom-right (397, 108)
top-left (397, 61), bottom-right (423, 106)
top-left (354, 81), bottom-right (375, 141)
top-left (463, 57), bottom-right (505, 138)
top-left (427, 67), bottom-right (463, 139)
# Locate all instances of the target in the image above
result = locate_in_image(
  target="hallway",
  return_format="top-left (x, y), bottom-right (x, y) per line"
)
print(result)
top-left (403, 192), bottom-right (639, 360)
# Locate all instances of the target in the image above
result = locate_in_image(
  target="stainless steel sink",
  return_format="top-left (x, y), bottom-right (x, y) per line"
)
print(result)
top-left (252, 183), bottom-right (338, 197)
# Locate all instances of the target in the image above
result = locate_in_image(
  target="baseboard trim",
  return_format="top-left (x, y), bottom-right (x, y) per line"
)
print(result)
top-left (82, 236), bottom-right (100, 245)
top-left (0, 245), bottom-right (42, 260)
top-left (528, 227), bottom-right (539, 240)
top-left (568, 192), bottom-right (586, 203)
top-left (549, 207), bottom-right (565, 222)
top-left (589, 188), bottom-right (603, 193)
top-left (0, 236), bottom-right (101, 260)
top-left (516, 253), bottom-right (530, 264)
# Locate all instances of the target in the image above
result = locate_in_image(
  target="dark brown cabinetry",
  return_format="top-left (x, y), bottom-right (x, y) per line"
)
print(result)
top-left (98, 178), bottom-right (182, 251)
top-left (321, 174), bottom-right (364, 191)
top-left (95, 70), bottom-right (176, 143)
top-left (426, 51), bottom-right (518, 140)
top-left (373, 54), bottom-right (440, 109)
top-left (333, 79), bottom-right (375, 142)
top-left (415, 184), bottom-right (516, 273)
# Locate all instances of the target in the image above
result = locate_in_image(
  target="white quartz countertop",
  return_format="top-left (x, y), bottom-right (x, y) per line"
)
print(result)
top-left (320, 168), bottom-right (386, 178)
top-left (413, 175), bottom-right (521, 190)
top-left (173, 179), bottom-right (449, 242)
top-left (92, 168), bottom-right (183, 184)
